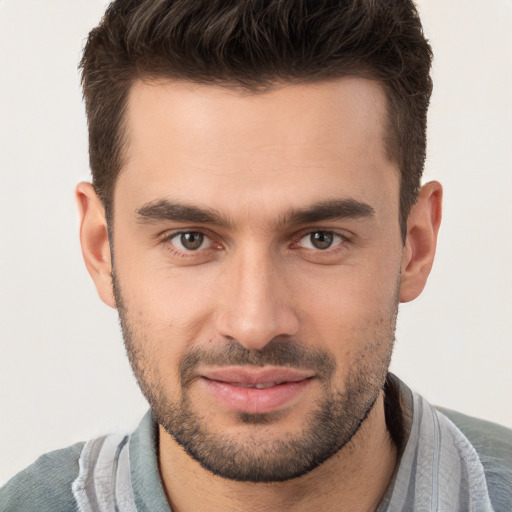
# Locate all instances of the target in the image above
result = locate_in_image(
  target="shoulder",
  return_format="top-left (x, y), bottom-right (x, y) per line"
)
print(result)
top-left (437, 407), bottom-right (512, 466)
top-left (437, 407), bottom-right (512, 508)
top-left (0, 442), bottom-right (85, 512)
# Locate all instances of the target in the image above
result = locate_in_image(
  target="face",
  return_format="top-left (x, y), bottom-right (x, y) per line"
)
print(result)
top-left (111, 78), bottom-right (405, 482)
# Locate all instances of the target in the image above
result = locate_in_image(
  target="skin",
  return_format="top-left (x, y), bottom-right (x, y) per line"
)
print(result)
top-left (77, 77), bottom-right (442, 511)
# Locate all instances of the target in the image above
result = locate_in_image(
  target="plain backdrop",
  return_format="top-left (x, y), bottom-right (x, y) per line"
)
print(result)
top-left (1, 0), bottom-right (511, 485)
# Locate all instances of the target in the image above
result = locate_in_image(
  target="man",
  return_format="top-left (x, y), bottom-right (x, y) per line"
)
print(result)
top-left (1, 0), bottom-right (511, 511)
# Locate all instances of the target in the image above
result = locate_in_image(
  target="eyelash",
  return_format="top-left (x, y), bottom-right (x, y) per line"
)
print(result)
top-left (293, 230), bottom-right (348, 251)
top-left (159, 231), bottom-right (218, 258)
top-left (158, 228), bottom-right (352, 258)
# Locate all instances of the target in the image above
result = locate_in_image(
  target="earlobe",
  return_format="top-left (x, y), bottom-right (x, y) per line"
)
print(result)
top-left (76, 182), bottom-right (116, 308)
top-left (399, 181), bottom-right (443, 303)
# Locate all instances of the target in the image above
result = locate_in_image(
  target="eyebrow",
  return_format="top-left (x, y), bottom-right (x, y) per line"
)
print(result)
top-left (281, 199), bottom-right (375, 226)
top-left (136, 198), bottom-right (375, 228)
top-left (137, 200), bottom-right (231, 228)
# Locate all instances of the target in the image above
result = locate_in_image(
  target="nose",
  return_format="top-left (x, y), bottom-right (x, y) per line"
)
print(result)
top-left (214, 247), bottom-right (300, 350)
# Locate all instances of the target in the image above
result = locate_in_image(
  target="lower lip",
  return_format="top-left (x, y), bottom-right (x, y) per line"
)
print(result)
top-left (201, 378), bottom-right (313, 414)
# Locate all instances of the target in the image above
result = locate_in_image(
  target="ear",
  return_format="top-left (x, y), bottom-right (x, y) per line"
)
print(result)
top-left (76, 182), bottom-right (116, 308)
top-left (399, 181), bottom-right (443, 303)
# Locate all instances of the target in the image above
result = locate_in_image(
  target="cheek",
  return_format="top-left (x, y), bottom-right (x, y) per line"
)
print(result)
top-left (292, 262), bottom-right (399, 370)
top-left (116, 260), bottom-right (220, 356)
top-left (295, 261), bottom-right (400, 326)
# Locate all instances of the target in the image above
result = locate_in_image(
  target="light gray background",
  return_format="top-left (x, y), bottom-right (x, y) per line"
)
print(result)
top-left (1, 0), bottom-right (511, 485)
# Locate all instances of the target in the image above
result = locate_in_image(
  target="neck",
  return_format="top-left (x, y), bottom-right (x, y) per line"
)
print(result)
top-left (158, 392), bottom-right (397, 512)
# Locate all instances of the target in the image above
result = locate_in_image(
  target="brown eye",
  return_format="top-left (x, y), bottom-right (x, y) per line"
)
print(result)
top-left (171, 232), bottom-right (209, 251)
top-left (298, 231), bottom-right (343, 250)
top-left (310, 232), bottom-right (333, 249)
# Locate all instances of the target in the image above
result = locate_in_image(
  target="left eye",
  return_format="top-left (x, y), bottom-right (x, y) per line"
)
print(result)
top-left (170, 232), bottom-right (211, 251)
top-left (297, 231), bottom-right (344, 250)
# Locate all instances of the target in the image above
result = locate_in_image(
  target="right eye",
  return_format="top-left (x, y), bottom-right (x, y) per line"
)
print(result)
top-left (169, 232), bottom-right (212, 252)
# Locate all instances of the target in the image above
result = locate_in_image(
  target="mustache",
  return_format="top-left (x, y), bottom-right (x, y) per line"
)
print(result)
top-left (179, 337), bottom-right (336, 386)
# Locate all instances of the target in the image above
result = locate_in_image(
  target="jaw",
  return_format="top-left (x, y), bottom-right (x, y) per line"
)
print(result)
top-left (157, 389), bottom-right (397, 512)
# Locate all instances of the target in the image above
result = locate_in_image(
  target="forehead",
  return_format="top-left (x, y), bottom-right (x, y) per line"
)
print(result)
top-left (116, 77), bottom-right (398, 224)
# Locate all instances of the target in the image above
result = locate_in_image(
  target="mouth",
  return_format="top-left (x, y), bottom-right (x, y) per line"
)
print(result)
top-left (199, 366), bottom-right (315, 415)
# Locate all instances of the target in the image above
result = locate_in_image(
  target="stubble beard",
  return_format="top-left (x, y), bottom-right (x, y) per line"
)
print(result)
top-left (112, 271), bottom-right (397, 483)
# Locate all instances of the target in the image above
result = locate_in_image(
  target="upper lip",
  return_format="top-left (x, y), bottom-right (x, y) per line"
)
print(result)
top-left (200, 366), bottom-right (314, 385)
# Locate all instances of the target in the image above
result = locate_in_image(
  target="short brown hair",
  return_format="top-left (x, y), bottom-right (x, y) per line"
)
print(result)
top-left (80, 0), bottom-right (433, 238)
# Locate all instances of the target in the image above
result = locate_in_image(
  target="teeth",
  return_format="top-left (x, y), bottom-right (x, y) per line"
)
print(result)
top-left (254, 382), bottom-right (279, 389)
top-left (229, 382), bottom-right (283, 388)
